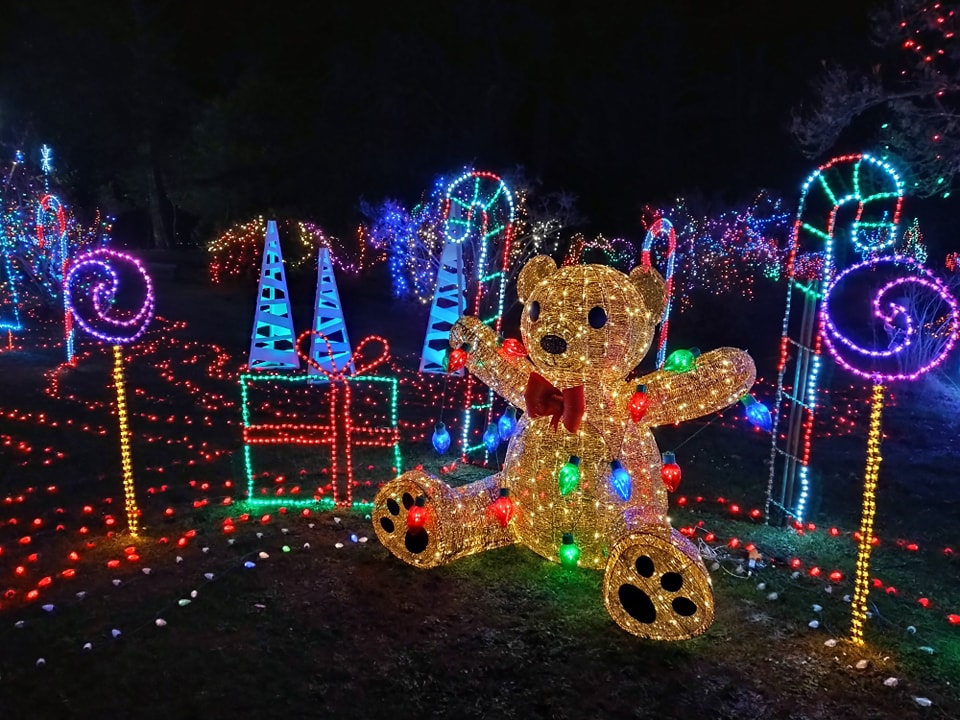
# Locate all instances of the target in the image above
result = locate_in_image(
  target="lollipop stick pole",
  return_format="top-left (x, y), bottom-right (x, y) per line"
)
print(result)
top-left (849, 382), bottom-right (885, 645)
top-left (112, 344), bottom-right (140, 536)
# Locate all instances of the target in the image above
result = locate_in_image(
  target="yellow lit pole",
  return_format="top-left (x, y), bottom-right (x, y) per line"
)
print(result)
top-left (849, 382), bottom-right (884, 645)
top-left (113, 344), bottom-right (140, 537)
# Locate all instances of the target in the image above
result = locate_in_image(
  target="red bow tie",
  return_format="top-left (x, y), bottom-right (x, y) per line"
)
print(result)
top-left (524, 372), bottom-right (585, 433)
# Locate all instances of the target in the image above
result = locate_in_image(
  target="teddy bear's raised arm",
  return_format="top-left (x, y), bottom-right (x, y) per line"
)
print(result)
top-left (636, 347), bottom-right (756, 428)
top-left (449, 315), bottom-right (533, 410)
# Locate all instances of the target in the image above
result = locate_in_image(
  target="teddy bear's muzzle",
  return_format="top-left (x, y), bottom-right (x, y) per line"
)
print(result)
top-left (539, 334), bottom-right (568, 355)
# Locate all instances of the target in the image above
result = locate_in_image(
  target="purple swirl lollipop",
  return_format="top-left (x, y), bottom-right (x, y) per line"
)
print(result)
top-left (65, 249), bottom-right (155, 344)
top-left (821, 255), bottom-right (959, 382)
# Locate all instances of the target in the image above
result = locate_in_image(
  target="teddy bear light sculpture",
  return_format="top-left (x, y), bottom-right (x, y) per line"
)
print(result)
top-left (373, 256), bottom-right (755, 640)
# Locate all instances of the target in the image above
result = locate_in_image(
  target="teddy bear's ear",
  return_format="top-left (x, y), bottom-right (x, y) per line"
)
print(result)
top-left (516, 255), bottom-right (558, 303)
top-left (628, 265), bottom-right (667, 322)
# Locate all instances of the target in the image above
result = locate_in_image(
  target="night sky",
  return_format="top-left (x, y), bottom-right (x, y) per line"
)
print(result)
top-left (0, 0), bottom-right (887, 241)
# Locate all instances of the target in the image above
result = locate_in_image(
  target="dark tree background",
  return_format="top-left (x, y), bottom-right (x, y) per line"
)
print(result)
top-left (0, 0), bottom-right (880, 249)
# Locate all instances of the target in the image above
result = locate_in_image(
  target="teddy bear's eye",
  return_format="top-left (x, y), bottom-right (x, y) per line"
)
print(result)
top-left (588, 306), bottom-right (607, 329)
top-left (528, 300), bottom-right (540, 322)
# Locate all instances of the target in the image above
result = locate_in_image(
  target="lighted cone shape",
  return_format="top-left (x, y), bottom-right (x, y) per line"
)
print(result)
top-left (628, 384), bottom-right (649, 423)
top-left (407, 496), bottom-right (429, 532)
top-left (559, 532), bottom-right (580, 568)
top-left (609, 460), bottom-right (632, 501)
top-left (432, 423), bottom-right (451, 454)
top-left (483, 424), bottom-right (501, 453)
top-left (489, 487), bottom-right (516, 528)
top-left (497, 407), bottom-right (518, 441)
top-left (447, 346), bottom-right (469, 373)
top-left (660, 451), bottom-right (682, 492)
top-left (558, 455), bottom-right (581, 496)
top-left (663, 347), bottom-right (700, 374)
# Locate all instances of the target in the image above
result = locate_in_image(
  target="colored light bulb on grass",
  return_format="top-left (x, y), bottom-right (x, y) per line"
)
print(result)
top-left (431, 423), bottom-right (451, 454)
top-left (558, 455), bottom-right (581, 496)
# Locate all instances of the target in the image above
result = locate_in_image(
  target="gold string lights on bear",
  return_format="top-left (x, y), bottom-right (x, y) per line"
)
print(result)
top-left (373, 256), bottom-right (755, 641)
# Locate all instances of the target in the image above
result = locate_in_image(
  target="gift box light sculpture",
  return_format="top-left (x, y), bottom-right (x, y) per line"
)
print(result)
top-left (65, 249), bottom-right (155, 536)
top-left (374, 256), bottom-right (755, 641)
top-left (819, 254), bottom-right (958, 645)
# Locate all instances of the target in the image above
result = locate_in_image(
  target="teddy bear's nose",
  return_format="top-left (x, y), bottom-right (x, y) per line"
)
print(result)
top-left (540, 334), bottom-right (568, 355)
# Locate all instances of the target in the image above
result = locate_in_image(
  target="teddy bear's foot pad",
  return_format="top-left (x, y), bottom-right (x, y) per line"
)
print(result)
top-left (373, 470), bottom-right (512, 569)
top-left (603, 529), bottom-right (714, 641)
top-left (373, 472), bottom-right (445, 567)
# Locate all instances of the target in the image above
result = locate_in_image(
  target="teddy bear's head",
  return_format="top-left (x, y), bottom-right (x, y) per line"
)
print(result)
top-left (516, 255), bottom-right (666, 388)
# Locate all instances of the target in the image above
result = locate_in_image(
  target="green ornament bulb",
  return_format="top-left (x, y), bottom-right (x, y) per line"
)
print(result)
top-left (558, 455), bottom-right (581, 496)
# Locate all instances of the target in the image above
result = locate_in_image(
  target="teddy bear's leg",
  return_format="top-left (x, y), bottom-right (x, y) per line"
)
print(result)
top-left (602, 527), bottom-right (714, 641)
top-left (372, 469), bottom-right (516, 569)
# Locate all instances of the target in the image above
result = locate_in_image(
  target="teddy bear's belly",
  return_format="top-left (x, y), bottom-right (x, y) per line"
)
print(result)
top-left (502, 421), bottom-right (669, 570)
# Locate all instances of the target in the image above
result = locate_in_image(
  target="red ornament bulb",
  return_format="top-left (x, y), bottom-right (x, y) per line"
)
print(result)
top-left (500, 338), bottom-right (527, 358)
top-left (628, 384), bottom-right (649, 423)
top-left (406, 496), bottom-right (429, 532)
top-left (447, 347), bottom-right (468, 373)
top-left (660, 451), bottom-right (681, 492)
top-left (489, 487), bottom-right (516, 528)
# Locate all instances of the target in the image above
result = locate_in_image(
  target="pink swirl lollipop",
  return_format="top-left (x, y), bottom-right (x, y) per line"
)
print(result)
top-left (820, 253), bottom-right (958, 646)
top-left (65, 249), bottom-right (155, 344)
top-left (64, 248), bottom-right (154, 536)
top-left (821, 255), bottom-right (959, 382)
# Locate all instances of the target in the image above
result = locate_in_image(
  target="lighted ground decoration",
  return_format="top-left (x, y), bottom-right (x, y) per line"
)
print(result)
top-left (1, 247), bottom-right (960, 716)
top-left (374, 256), bottom-right (756, 640)
top-left (767, 153), bottom-right (905, 526)
top-left (819, 254), bottom-right (959, 644)
top-left (64, 249), bottom-right (155, 535)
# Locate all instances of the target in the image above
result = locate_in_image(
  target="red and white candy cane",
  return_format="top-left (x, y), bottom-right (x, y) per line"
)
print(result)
top-left (641, 218), bottom-right (677, 369)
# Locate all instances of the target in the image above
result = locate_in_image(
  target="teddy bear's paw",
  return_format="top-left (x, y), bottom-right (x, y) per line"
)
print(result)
top-left (602, 529), bottom-right (714, 641)
top-left (372, 471), bottom-right (448, 568)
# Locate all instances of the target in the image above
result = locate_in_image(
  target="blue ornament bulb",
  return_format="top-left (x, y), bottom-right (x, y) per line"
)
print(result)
top-left (745, 401), bottom-right (772, 432)
top-left (609, 460), bottom-right (632, 501)
top-left (483, 423), bottom-right (500, 453)
top-left (497, 407), bottom-right (518, 441)
top-left (431, 422), bottom-right (451, 454)
top-left (739, 394), bottom-right (773, 433)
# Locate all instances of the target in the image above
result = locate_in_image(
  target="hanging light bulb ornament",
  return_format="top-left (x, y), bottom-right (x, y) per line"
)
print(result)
top-left (447, 344), bottom-right (470, 373)
top-left (660, 451), bottom-right (682, 492)
top-left (628, 384), bottom-right (649, 423)
top-left (431, 422), bottom-right (451, 454)
top-left (663, 347), bottom-right (700, 374)
top-left (407, 495), bottom-right (429, 532)
top-left (558, 455), bottom-right (581, 496)
top-left (559, 532), bottom-right (581, 568)
top-left (500, 337), bottom-right (527, 358)
top-left (497, 406), bottom-right (518, 441)
top-left (739, 394), bottom-right (772, 432)
top-left (489, 487), bottom-right (516, 528)
top-left (483, 423), bottom-right (501, 453)
top-left (609, 460), bottom-right (632, 501)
